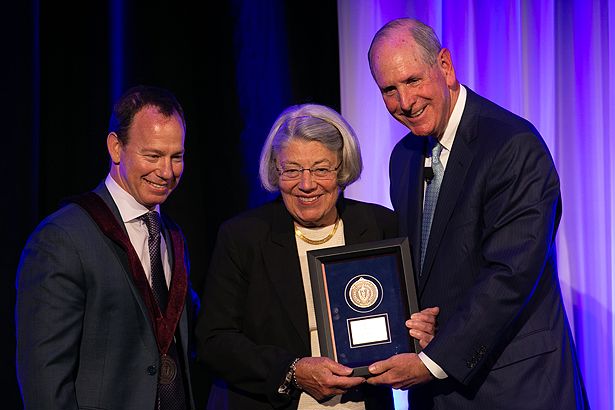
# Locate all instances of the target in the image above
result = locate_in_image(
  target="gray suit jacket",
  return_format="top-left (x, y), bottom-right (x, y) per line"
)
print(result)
top-left (16, 183), bottom-right (195, 410)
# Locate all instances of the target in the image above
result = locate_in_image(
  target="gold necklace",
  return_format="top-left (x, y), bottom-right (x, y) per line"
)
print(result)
top-left (295, 217), bottom-right (340, 245)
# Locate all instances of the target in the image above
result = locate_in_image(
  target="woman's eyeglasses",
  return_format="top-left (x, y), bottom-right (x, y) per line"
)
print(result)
top-left (277, 162), bottom-right (341, 180)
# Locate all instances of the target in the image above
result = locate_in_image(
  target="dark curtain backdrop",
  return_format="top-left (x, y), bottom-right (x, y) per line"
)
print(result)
top-left (3, 1), bottom-right (339, 407)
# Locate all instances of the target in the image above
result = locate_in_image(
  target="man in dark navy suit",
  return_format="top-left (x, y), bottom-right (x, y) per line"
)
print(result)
top-left (365, 18), bottom-right (589, 409)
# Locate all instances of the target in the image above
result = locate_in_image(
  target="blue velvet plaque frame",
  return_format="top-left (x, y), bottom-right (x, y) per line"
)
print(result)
top-left (307, 237), bottom-right (419, 377)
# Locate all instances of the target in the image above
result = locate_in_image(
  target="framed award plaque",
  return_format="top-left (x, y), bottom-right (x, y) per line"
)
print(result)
top-left (307, 237), bottom-right (419, 377)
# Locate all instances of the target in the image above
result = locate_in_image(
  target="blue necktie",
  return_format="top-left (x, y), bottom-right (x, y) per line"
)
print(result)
top-left (420, 140), bottom-right (444, 274)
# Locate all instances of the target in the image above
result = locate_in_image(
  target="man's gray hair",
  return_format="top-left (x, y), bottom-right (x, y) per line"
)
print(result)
top-left (368, 18), bottom-right (442, 73)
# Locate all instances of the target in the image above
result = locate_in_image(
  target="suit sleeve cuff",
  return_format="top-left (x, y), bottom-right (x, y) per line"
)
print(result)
top-left (418, 351), bottom-right (448, 379)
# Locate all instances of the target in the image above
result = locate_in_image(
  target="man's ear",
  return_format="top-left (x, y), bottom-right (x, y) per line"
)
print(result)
top-left (107, 132), bottom-right (122, 164)
top-left (438, 48), bottom-right (457, 87)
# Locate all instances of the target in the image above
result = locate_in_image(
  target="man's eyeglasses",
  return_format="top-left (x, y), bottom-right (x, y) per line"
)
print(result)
top-left (277, 162), bottom-right (341, 181)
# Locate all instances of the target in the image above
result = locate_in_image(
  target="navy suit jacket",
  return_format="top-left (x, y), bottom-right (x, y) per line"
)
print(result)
top-left (196, 197), bottom-right (397, 410)
top-left (16, 183), bottom-right (196, 410)
top-left (390, 88), bottom-right (589, 409)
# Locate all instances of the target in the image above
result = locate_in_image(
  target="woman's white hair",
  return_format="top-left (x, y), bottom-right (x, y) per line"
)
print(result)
top-left (258, 104), bottom-right (363, 192)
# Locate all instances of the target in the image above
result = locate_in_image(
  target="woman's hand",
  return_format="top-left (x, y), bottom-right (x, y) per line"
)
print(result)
top-left (406, 306), bottom-right (439, 349)
top-left (294, 357), bottom-right (365, 401)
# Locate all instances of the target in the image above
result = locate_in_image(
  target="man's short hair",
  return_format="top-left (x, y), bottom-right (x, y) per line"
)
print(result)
top-left (108, 85), bottom-right (185, 145)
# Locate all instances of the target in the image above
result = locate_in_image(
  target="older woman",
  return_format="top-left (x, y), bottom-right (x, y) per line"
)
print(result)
top-left (196, 104), bottom-right (436, 410)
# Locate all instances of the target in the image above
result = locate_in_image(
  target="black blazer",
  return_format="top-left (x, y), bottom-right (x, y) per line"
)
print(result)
top-left (196, 197), bottom-right (397, 410)
top-left (390, 87), bottom-right (588, 409)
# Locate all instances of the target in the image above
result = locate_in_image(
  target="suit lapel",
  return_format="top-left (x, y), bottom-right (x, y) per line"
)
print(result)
top-left (93, 182), bottom-right (126, 234)
top-left (409, 144), bottom-right (428, 276)
top-left (339, 198), bottom-right (368, 244)
top-left (339, 197), bottom-right (381, 245)
top-left (160, 214), bottom-right (190, 352)
top-left (92, 183), bottom-right (157, 332)
top-left (419, 93), bottom-right (478, 294)
top-left (261, 201), bottom-right (311, 350)
top-left (394, 138), bottom-right (428, 277)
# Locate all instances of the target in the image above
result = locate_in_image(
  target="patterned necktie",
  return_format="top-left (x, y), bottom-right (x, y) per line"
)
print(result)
top-left (141, 211), bottom-right (168, 310)
top-left (420, 140), bottom-right (444, 274)
top-left (140, 211), bottom-right (186, 410)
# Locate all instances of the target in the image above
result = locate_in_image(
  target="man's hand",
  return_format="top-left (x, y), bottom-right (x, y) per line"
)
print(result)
top-left (294, 357), bottom-right (365, 401)
top-left (366, 353), bottom-right (433, 390)
top-left (407, 306), bottom-right (439, 348)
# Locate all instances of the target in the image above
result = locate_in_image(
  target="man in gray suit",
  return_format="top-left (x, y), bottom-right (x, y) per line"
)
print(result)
top-left (16, 85), bottom-right (196, 410)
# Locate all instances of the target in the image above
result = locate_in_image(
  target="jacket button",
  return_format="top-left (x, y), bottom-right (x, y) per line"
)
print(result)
top-left (147, 365), bottom-right (157, 375)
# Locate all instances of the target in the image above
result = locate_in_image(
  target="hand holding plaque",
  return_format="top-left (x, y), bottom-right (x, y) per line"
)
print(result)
top-left (307, 237), bottom-right (420, 377)
top-left (406, 306), bottom-right (439, 349)
top-left (294, 356), bottom-right (365, 401)
top-left (366, 352), bottom-right (434, 389)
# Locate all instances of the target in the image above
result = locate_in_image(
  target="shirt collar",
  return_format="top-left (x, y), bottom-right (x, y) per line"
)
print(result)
top-left (105, 174), bottom-right (160, 223)
top-left (439, 84), bottom-right (467, 152)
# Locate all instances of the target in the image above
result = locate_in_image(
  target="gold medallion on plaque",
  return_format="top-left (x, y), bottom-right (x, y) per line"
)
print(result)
top-left (159, 354), bottom-right (177, 385)
top-left (349, 276), bottom-right (379, 309)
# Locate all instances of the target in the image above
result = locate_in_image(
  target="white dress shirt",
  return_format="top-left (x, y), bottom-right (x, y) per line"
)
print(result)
top-left (418, 85), bottom-right (468, 380)
top-left (105, 174), bottom-right (172, 288)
